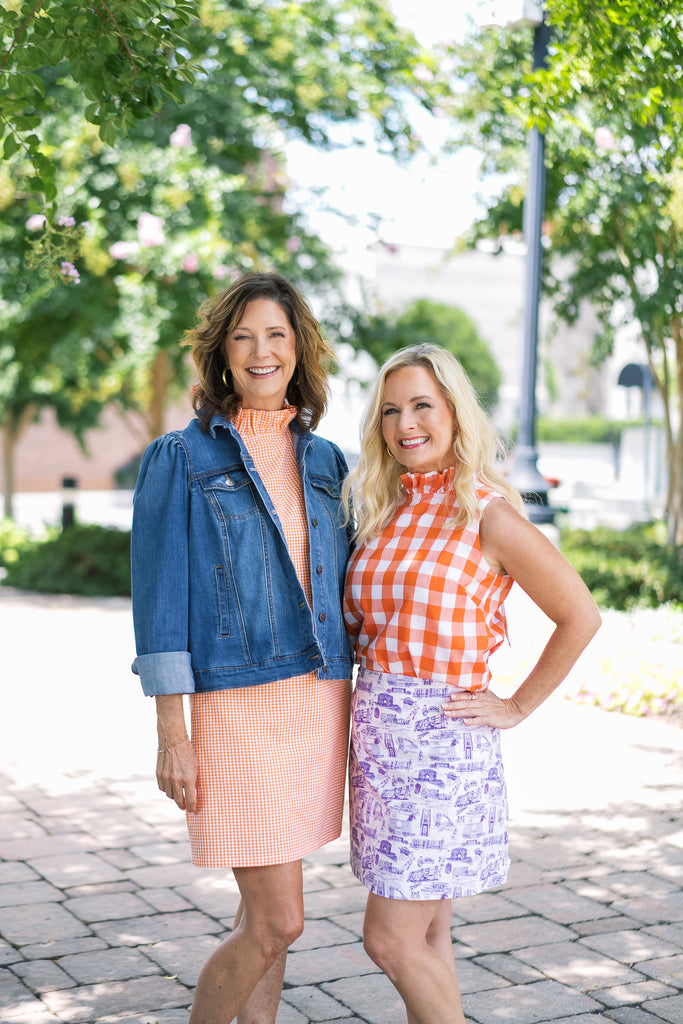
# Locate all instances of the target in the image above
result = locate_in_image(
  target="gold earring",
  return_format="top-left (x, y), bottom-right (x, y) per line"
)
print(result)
top-left (221, 366), bottom-right (231, 388)
top-left (385, 445), bottom-right (393, 458)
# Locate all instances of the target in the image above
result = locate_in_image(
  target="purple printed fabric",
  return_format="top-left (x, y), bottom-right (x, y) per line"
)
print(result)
top-left (349, 667), bottom-right (510, 900)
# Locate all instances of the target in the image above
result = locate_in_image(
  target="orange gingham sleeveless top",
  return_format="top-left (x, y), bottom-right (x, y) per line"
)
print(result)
top-left (187, 405), bottom-right (350, 868)
top-left (343, 468), bottom-right (513, 691)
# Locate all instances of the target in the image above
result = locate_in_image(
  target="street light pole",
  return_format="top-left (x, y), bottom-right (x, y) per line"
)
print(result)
top-left (508, 16), bottom-right (556, 523)
top-left (476, 2), bottom-right (556, 523)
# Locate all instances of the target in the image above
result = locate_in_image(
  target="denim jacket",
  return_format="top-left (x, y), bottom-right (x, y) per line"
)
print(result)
top-left (131, 414), bottom-right (353, 695)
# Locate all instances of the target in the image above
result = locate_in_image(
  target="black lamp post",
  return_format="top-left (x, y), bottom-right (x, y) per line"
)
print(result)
top-left (476, 2), bottom-right (556, 524)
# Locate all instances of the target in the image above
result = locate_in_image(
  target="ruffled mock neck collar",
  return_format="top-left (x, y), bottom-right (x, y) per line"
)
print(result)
top-left (400, 466), bottom-right (455, 497)
top-left (234, 404), bottom-right (297, 435)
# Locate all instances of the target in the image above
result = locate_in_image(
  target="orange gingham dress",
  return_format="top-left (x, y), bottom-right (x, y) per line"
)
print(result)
top-left (186, 406), bottom-right (351, 868)
top-left (343, 468), bottom-right (513, 899)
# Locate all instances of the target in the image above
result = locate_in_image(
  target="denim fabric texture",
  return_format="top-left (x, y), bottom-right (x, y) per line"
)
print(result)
top-left (131, 414), bottom-right (353, 696)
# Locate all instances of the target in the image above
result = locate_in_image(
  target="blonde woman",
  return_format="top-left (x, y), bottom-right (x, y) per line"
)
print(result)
top-left (343, 344), bottom-right (600, 1024)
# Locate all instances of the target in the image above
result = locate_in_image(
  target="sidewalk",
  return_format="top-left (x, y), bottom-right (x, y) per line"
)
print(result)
top-left (1, 585), bottom-right (683, 1024)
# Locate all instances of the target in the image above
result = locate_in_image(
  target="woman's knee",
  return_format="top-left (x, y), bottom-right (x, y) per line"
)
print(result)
top-left (244, 900), bottom-right (304, 962)
top-left (268, 902), bottom-right (305, 951)
top-left (235, 862), bottom-right (305, 961)
top-left (363, 917), bottom-right (404, 975)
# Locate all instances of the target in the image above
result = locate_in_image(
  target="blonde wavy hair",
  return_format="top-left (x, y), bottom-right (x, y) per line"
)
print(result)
top-left (186, 271), bottom-right (334, 432)
top-left (343, 344), bottom-right (524, 544)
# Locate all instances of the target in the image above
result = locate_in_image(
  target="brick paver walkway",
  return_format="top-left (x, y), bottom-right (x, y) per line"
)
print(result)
top-left (2, 585), bottom-right (682, 1023)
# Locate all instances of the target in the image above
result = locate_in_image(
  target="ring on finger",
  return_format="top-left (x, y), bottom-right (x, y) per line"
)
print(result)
top-left (470, 691), bottom-right (477, 701)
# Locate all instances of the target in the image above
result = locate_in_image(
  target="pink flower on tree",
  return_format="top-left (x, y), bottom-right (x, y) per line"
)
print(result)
top-left (413, 63), bottom-right (433, 83)
top-left (109, 241), bottom-right (137, 260)
top-left (58, 216), bottom-right (76, 227)
top-left (594, 127), bottom-right (616, 151)
top-left (170, 123), bottom-right (193, 148)
top-left (183, 253), bottom-right (200, 273)
top-left (26, 214), bottom-right (47, 231)
top-left (61, 261), bottom-right (81, 283)
top-left (137, 213), bottom-right (166, 247)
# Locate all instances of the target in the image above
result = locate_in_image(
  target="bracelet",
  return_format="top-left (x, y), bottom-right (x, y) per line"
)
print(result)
top-left (157, 737), bottom-right (190, 754)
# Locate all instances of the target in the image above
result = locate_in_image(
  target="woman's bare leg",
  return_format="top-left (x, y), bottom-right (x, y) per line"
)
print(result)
top-left (232, 900), bottom-right (287, 1024)
top-left (363, 892), bottom-right (465, 1024)
top-left (405, 900), bottom-right (458, 1024)
top-left (189, 861), bottom-right (303, 1024)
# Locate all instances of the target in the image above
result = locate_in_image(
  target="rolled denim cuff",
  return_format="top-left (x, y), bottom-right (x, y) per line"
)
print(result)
top-left (132, 652), bottom-right (195, 696)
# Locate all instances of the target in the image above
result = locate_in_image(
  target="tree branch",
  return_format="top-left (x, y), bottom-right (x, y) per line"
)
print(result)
top-left (1, 0), bottom-right (47, 70)
top-left (89, 0), bottom-right (139, 72)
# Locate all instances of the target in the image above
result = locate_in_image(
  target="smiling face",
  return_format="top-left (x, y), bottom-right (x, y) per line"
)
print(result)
top-left (381, 363), bottom-right (457, 474)
top-left (224, 298), bottom-right (297, 410)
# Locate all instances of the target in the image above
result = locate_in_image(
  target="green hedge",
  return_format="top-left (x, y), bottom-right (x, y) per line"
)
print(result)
top-left (507, 417), bottom-right (656, 446)
top-left (1, 522), bottom-right (131, 597)
top-left (0, 518), bottom-right (32, 570)
top-left (560, 520), bottom-right (683, 611)
top-left (1, 517), bottom-right (681, 610)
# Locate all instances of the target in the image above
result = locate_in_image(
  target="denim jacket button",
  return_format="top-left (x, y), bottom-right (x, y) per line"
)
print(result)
top-left (318, 612), bottom-right (326, 622)
top-left (311, 517), bottom-right (319, 526)
top-left (316, 564), bottom-right (323, 574)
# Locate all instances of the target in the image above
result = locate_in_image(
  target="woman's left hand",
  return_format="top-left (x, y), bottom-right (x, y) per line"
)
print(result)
top-left (442, 687), bottom-right (525, 730)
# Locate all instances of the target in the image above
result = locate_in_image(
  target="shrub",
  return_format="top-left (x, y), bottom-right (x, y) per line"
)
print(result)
top-left (0, 518), bottom-right (32, 569)
top-left (2, 523), bottom-right (131, 597)
top-left (561, 520), bottom-right (683, 611)
top-left (508, 417), bottom-right (657, 446)
top-left (536, 416), bottom-right (634, 445)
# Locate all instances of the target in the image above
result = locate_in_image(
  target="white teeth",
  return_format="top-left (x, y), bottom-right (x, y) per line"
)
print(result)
top-left (249, 366), bottom-right (278, 375)
top-left (400, 437), bottom-right (428, 448)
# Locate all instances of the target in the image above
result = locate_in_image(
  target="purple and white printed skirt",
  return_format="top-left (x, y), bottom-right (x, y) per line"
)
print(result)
top-left (349, 666), bottom-right (510, 901)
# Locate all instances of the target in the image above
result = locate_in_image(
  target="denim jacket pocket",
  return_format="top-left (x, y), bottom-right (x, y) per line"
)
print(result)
top-left (214, 564), bottom-right (232, 638)
top-left (199, 467), bottom-right (258, 520)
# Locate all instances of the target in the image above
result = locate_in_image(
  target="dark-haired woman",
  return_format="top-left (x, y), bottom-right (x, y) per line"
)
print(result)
top-left (131, 272), bottom-right (353, 1024)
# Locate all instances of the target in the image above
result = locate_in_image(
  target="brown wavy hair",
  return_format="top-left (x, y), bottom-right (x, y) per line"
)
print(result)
top-left (186, 272), bottom-right (335, 431)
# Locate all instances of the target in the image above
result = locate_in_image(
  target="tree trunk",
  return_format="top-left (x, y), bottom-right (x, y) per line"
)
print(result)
top-left (671, 430), bottom-right (683, 549)
top-left (669, 313), bottom-right (683, 548)
top-left (1, 407), bottom-right (34, 520)
top-left (2, 418), bottom-right (16, 520)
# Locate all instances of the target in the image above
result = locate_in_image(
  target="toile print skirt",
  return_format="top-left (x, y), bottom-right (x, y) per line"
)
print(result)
top-left (349, 666), bottom-right (509, 900)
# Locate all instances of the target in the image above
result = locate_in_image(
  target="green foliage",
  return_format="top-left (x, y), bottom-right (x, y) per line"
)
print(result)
top-left (1, 523), bottom-right (131, 597)
top-left (1, 0), bottom-right (199, 204)
top-left (0, 517), bottom-right (31, 569)
top-left (2, 0), bottom-right (442, 276)
top-left (443, 0), bottom-right (683, 545)
top-left (0, 0), bottom-right (446, 516)
top-left (345, 298), bottom-right (502, 411)
top-left (561, 521), bottom-right (683, 611)
top-left (534, 417), bottom-right (644, 446)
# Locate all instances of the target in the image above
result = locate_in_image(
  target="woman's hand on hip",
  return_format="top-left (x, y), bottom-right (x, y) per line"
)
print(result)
top-left (156, 738), bottom-right (198, 812)
top-left (442, 687), bottom-right (525, 730)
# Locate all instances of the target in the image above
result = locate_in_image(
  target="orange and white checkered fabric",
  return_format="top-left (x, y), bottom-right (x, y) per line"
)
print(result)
top-left (187, 407), bottom-right (350, 867)
top-left (344, 468), bottom-right (513, 691)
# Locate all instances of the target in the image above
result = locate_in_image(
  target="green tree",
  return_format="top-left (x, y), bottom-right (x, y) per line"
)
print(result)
top-left (443, 0), bottom-right (683, 546)
top-left (0, 83), bottom-right (335, 514)
top-left (0, 0), bottom-right (444, 516)
top-left (347, 298), bottom-right (501, 412)
top-left (2, 0), bottom-right (440, 272)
